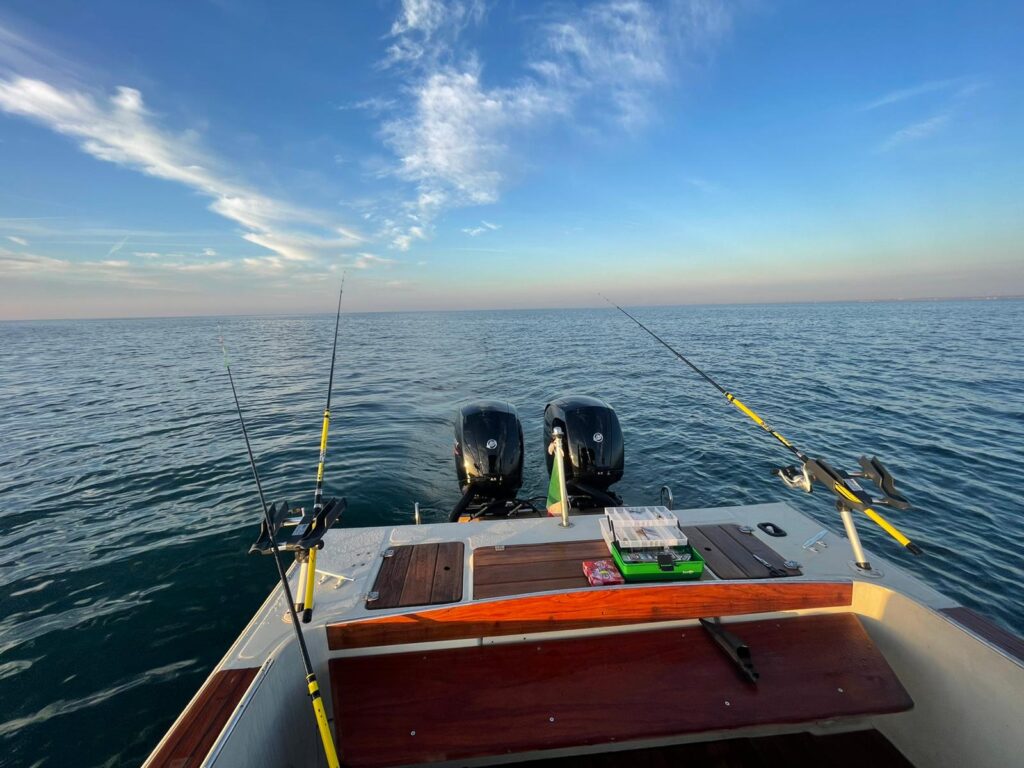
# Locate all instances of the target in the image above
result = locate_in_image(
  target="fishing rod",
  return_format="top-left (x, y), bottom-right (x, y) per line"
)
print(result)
top-left (601, 295), bottom-right (922, 570)
top-left (297, 275), bottom-right (345, 623)
top-left (220, 335), bottom-right (341, 768)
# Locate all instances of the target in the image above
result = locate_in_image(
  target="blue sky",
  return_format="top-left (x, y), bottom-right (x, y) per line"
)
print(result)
top-left (0, 1), bottom-right (1021, 319)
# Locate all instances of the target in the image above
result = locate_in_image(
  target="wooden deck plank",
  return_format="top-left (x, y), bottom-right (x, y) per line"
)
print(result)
top-left (474, 557), bottom-right (593, 586)
top-left (941, 606), bottom-right (1024, 662)
top-left (367, 545), bottom-right (413, 609)
top-left (429, 542), bottom-right (464, 603)
top-left (473, 540), bottom-right (610, 567)
top-left (681, 526), bottom-right (748, 580)
top-left (148, 667), bottom-right (259, 768)
top-left (720, 524), bottom-right (802, 576)
top-left (398, 543), bottom-right (439, 606)
top-left (473, 540), bottom-right (609, 599)
top-left (326, 580), bottom-right (853, 649)
top-left (331, 613), bottom-right (912, 768)
top-left (475, 575), bottom-right (590, 599)
top-left (697, 524), bottom-right (771, 578)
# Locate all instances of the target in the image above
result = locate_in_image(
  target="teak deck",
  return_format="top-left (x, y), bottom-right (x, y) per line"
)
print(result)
top-left (331, 612), bottom-right (912, 767)
top-left (147, 667), bottom-right (258, 768)
top-left (366, 542), bottom-right (464, 609)
top-left (684, 524), bottom-right (802, 579)
top-left (472, 525), bottom-right (798, 599)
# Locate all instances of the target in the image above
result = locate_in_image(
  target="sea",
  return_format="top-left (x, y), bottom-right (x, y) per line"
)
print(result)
top-left (1, 300), bottom-right (1022, 767)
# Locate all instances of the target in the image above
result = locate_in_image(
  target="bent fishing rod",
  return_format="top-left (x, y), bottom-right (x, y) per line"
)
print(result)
top-left (601, 295), bottom-right (922, 570)
top-left (297, 275), bottom-right (345, 623)
top-left (220, 335), bottom-right (341, 768)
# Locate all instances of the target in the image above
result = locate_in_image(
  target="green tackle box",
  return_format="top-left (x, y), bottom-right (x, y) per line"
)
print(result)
top-left (601, 506), bottom-right (705, 582)
top-left (608, 540), bottom-right (705, 581)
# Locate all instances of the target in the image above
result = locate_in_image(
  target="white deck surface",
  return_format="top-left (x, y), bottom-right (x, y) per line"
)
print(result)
top-left (221, 501), bottom-right (951, 667)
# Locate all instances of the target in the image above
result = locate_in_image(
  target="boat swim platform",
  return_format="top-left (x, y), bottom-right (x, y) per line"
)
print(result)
top-left (145, 502), bottom-right (1024, 768)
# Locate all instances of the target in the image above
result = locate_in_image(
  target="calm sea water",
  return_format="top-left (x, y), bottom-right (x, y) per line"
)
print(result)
top-left (1, 301), bottom-right (1022, 767)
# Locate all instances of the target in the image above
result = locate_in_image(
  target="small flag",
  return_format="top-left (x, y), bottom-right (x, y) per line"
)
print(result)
top-left (546, 439), bottom-right (564, 516)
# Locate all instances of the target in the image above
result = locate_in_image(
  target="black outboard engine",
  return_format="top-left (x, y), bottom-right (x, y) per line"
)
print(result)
top-left (544, 395), bottom-right (624, 511)
top-left (451, 401), bottom-right (524, 521)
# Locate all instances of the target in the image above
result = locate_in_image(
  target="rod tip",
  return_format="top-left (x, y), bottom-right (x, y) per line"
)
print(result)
top-left (906, 542), bottom-right (924, 556)
top-left (302, 608), bottom-right (313, 623)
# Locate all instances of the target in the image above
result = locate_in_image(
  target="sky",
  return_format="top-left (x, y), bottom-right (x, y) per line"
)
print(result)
top-left (0, 0), bottom-right (1022, 319)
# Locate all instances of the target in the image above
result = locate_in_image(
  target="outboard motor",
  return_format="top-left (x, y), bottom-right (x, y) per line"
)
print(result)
top-left (544, 395), bottom-right (624, 511)
top-left (451, 401), bottom-right (524, 521)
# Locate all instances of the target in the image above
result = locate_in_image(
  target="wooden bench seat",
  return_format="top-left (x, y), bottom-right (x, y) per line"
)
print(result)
top-left (330, 612), bottom-right (912, 768)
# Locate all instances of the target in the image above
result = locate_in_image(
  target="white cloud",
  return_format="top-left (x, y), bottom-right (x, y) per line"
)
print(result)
top-left (201, 247), bottom-right (217, 257)
top-left (879, 113), bottom-right (950, 152)
top-left (0, 75), bottom-right (363, 267)
top-left (384, 0), bottom-right (485, 67)
top-left (160, 260), bottom-right (234, 273)
top-left (105, 234), bottom-right (129, 257)
top-left (379, 1), bottom-right (733, 248)
top-left (351, 252), bottom-right (396, 269)
top-left (462, 219), bottom-right (500, 236)
top-left (860, 77), bottom-right (969, 112)
top-left (6, 235), bottom-right (28, 246)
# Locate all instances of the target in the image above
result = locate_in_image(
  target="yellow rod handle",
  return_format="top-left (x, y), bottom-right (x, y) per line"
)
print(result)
top-left (308, 676), bottom-right (340, 768)
top-left (295, 559), bottom-right (308, 612)
top-left (863, 507), bottom-right (923, 555)
top-left (303, 547), bottom-right (317, 618)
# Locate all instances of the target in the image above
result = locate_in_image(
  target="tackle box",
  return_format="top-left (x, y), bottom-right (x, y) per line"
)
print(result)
top-left (600, 506), bottom-right (705, 582)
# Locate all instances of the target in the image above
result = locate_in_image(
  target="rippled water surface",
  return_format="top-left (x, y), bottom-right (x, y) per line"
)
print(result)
top-left (1, 301), bottom-right (1023, 766)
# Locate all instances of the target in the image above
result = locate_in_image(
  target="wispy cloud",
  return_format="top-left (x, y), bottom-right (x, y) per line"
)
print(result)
top-left (0, 65), bottom-right (366, 268)
top-left (870, 78), bottom-right (984, 153)
top-left (105, 234), bottom-right (129, 258)
top-left (6, 235), bottom-right (28, 246)
top-left (351, 252), bottom-right (396, 269)
top-left (383, 0), bottom-right (485, 68)
top-left (462, 219), bottom-right (500, 236)
top-left (879, 113), bottom-right (951, 152)
top-left (859, 77), bottom-right (969, 112)
top-left (378, 0), bottom-right (734, 249)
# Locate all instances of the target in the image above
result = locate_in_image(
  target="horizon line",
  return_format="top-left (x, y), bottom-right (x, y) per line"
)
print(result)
top-left (1, 294), bottom-right (1021, 324)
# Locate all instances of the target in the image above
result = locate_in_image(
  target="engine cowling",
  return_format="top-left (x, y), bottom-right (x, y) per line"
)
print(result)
top-left (454, 400), bottom-right (524, 498)
top-left (543, 394), bottom-right (624, 491)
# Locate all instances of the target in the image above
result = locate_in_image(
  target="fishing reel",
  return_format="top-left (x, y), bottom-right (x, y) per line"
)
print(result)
top-left (774, 455), bottom-right (911, 511)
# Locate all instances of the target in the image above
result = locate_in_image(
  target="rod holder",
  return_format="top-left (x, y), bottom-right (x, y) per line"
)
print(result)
top-left (839, 505), bottom-right (871, 571)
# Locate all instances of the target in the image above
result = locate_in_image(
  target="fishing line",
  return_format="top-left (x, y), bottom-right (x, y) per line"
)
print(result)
top-left (599, 294), bottom-right (922, 563)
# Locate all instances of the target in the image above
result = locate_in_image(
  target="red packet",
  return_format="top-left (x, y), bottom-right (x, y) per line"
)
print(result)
top-left (583, 558), bottom-right (624, 586)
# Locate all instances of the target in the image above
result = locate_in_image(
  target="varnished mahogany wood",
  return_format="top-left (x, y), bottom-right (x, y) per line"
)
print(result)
top-left (148, 667), bottom-right (258, 768)
top-left (941, 606), bottom-right (1024, 662)
top-left (327, 580), bottom-right (852, 650)
top-left (330, 613), bottom-right (912, 767)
